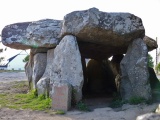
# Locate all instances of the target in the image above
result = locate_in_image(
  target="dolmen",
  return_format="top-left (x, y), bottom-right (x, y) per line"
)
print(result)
top-left (1, 8), bottom-right (158, 111)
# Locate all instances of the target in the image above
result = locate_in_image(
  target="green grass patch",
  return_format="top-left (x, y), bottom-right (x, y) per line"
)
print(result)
top-left (128, 97), bottom-right (146, 105)
top-left (76, 101), bottom-right (90, 111)
top-left (110, 99), bottom-right (126, 108)
top-left (55, 110), bottom-right (66, 115)
top-left (109, 92), bottom-right (125, 108)
top-left (110, 96), bottom-right (150, 108)
top-left (0, 90), bottom-right (51, 110)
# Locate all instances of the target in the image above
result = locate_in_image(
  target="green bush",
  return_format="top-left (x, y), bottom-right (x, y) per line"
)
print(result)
top-left (156, 63), bottom-right (160, 73)
top-left (148, 54), bottom-right (154, 68)
top-left (23, 55), bottom-right (29, 63)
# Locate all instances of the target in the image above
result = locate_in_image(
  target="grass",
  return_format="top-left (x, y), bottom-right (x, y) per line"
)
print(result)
top-left (110, 94), bottom-right (149, 108)
top-left (110, 99), bottom-right (125, 108)
top-left (55, 110), bottom-right (66, 115)
top-left (12, 81), bottom-right (28, 88)
top-left (128, 97), bottom-right (146, 105)
top-left (0, 91), bottom-right (51, 110)
top-left (0, 84), bottom-right (51, 110)
top-left (76, 101), bottom-right (90, 111)
top-left (0, 81), bottom-right (67, 114)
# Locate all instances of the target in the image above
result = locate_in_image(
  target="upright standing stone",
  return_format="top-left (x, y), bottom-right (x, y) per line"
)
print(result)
top-left (109, 54), bottom-right (124, 77)
top-left (50, 35), bottom-right (84, 103)
top-left (120, 38), bottom-right (152, 100)
top-left (32, 53), bottom-right (47, 89)
top-left (81, 57), bottom-right (88, 94)
top-left (37, 49), bottom-right (54, 96)
top-left (52, 81), bottom-right (72, 111)
top-left (109, 54), bottom-right (124, 92)
top-left (24, 51), bottom-right (34, 90)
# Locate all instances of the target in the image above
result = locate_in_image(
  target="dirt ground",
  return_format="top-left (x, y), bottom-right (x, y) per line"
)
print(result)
top-left (0, 72), bottom-right (159, 120)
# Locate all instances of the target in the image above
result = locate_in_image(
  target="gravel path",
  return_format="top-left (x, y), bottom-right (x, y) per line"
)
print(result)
top-left (0, 72), bottom-right (27, 82)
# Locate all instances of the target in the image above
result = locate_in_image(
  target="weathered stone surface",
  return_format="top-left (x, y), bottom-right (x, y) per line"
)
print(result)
top-left (37, 49), bottom-right (54, 96)
top-left (108, 55), bottom-right (124, 92)
top-left (31, 48), bottom-right (49, 55)
top-left (43, 49), bottom-right (55, 80)
top-left (26, 19), bottom-right (62, 48)
top-left (61, 8), bottom-right (145, 59)
top-left (144, 36), bottom-right (158, 51)
top-left (81, 57), bottom-right (88, 94)
top-left (115, 74), bottom-right (121, 92)
top-left (2, 19), bottom-right (62, 49)
top-left (109, 54), bottom-right (124, 77)
top-left (32, 53), bottom-right (47, 89)
top-left (2, 22), bottom-right (31, 49)
top-left (52, 81), bottom-right (72, 111)
top-left (120, 38), bottom-right (152, 100)
top-left (25, 62), bottom-right (32, 90)
top-left (50, 35), bottom-right (84, 103)
top-left (61, 8), bottom-right (144, 41)
top-left (37, 78), bottom-right (49, 96)
top-left (24, 51), bottom-right (34, 90)
top-left (136, 113), bottom-right (160, 120)
top-left (155, 104), bottom-right (160, 114)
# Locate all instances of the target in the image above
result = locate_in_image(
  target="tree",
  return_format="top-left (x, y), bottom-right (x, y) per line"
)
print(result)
top-left (148, 54), bottom-right (154, 68)
top-left (23, 55), bottom-right (29, 63)
top-left (156, 63), bottom-right (160, 72)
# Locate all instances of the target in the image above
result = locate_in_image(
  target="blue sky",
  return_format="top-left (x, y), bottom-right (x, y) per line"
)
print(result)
top-left (0, 0), bottom-right (160, 61)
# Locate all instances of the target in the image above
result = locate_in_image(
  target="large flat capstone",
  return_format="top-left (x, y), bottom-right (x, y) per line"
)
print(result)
top-left (60, 8), bottom-right (145, 59)
top-left (2, 19), bottom-right (62, 49)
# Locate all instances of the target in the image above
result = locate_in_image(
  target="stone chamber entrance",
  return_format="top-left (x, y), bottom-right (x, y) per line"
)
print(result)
top-left (81, 59), bottom-right (117, 109)
top-left (78, 41), bottom-right (124, 109)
